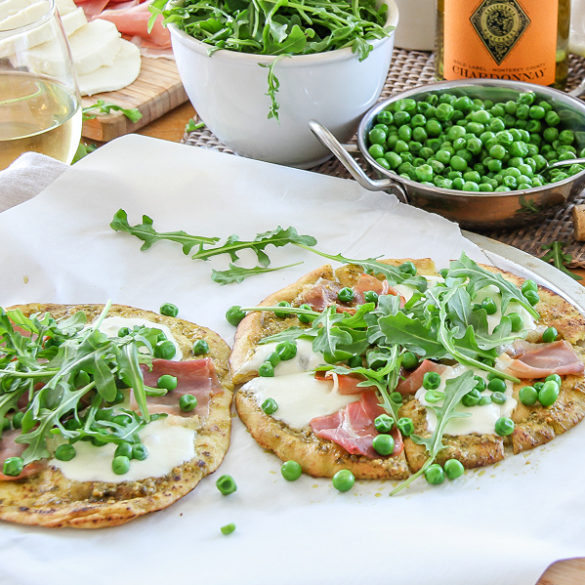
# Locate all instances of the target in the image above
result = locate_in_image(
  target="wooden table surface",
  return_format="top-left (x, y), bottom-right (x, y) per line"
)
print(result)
top-left (135, 102), bottom-right (585, 585)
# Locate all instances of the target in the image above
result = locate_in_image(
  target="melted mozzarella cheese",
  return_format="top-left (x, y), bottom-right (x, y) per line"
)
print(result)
top-left (243, 372), bottom-right (359, 429)
top-left (51, 418), bottom-right (195, 483)
top-left (94, 316), bottom-right (183, 360)
top-left (415, 365), bottom-right (517, 435)
top-left (236, 339), bottom-right (325, 376)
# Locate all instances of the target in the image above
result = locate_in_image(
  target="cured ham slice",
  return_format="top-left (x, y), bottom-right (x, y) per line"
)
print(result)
top-left (499, 340), bottom-right (584, 379)
top-left (396, 359), bottom-right (447, 395)
top-left (100, 2), bottom-right (171, 49)
top-left (0, 429), bottom-right (44, 481)
top-left (310, 392), bottom-right (403, 458)
top-left (139, 358), bottom-right (223, 418)
top-left (300, 279), bottom-right (343, 312)
top-left (314, 370), bottom-right (376, 394)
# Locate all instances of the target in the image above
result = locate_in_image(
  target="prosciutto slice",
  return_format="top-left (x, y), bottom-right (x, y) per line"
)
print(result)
top-left (310, 392), bottom-right (403, 458)
top-left (396, 359), bottom-right (447, 395)
top-left (138, 358), bottom-right (223, 418)
top-left (499, 340), bottom-right (584, 379)
top-left (314, 370), bottom-right (376, 395)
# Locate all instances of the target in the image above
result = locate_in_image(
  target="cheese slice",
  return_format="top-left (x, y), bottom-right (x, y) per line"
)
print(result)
top-left (0, 0), bottom-right (47, 31)
top-left (55, 0), bottom-right (77, 15)
top-left (78, 39), bottom-right (141, 96)
top-left (22, 18), bottom-right (121, 77)
top-left (0, 7), bottom-right (87, 60)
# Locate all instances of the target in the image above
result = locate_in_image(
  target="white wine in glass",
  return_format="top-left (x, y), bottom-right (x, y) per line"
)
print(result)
top-left (0, 0), bottom-right (82, 170)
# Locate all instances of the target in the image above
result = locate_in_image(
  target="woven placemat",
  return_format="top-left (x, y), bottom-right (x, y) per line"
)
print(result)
top-left (183, 49), bottom-right (585, 267)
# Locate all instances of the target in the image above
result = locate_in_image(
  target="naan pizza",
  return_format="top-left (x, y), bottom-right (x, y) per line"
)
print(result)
top-left (229, 255), bottom-right (585, 488)
top-left (0, 303), bottom-right (233, 527)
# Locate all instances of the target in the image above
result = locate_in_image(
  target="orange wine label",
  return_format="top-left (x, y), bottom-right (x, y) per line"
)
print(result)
top-left (443, 0), bottom-right (558, 85)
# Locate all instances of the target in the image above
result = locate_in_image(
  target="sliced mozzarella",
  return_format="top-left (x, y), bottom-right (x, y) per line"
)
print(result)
top-left (243, 371), bottom-right (359, 429)
top-left (78, 39), bottom-right (141, 96)
top-left (93, 315), bottom-right (183, 360)
top-left (415, 365), bottom-right (517, 435)
top-left (0, 5), bottom-right (86, 59)
top-left (51, 418), bottom-right (195, 483)
top-left (55, 0), bottom-right (77, 15)
top-left (22, 19), bottom-right (121, 77)
top-left (235, 339), bottom-right (325, 377)
top-left (0, 1), bottom-right (47, 31)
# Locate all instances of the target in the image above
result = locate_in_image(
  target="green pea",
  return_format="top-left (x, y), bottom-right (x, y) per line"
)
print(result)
top-left (488, 378), bottom-right (506, 393)
top-left (261, 397), bottom-right (278, 415)
top-left (473, 376), bottom-right (486, 392)
top-left (542, 327), bottom-right (557, 343)
top-left (226, 305), bottom-right (246, 326)
top-left (491, 391), bottom-right (507, 405)
top-left (117, 326), bottom-right (131, 337)
top-left (368, 127), bottom-right (387, 145)
top-left (281, 460), bottom-right (302, 481)
top-left (444, 459), bottom-right (464, 480)
top-left (274, 301), bottom-right (292, 318)
top-left (55, 443), bottom-right (76, 461)
top-left (216, 474), bottom-right (237, 495)
top-left (494, 417), bottom-right (515, 436)
top-left (461, 389), bottom-right (481, 407)
top-left (489, 144), bottom-right (506, 160)
top-left (377, 110), bottom-right (393, 125)
top-left (481, 297), bottom-right (498, 315)
top-left (508, 312), bottom-right (523, 332)
top-left (179, 393), bottom-right (198, 412)
top-left (276, 341), bottom-right (297, 361)
top-left (521, 280), bottom-right (538, 294)
top-left (155, 340), bottom-right (176, 360)
top-left (132, 443), bottom-right (148, 461)
top-left (160, 303), bottom-right (178, 317)
top-left (112, 455), bottom-right (130, 475)
top-left (390, 391), bottom-right (403, 404)
top-left (372, 433), bottom-right (395, 456)
top-left (402, 351), bottom-right (418, 370)
top-left (424, 463), bottom-right (445, 485)
top-left (115, 442), bottom-right (132, 458)
top-left (374, 414), bottom-right (394, 433)
top-left (422, 371), bottom-right (441, 390)
top-left (399, 261), bottom-right (417, 275)
top-left (524, 290), bottom-right (540, 306)
top-left (545, 373), bottom-right (562, 386)
top-left (220, 523), bottom-right (236, 535)
top-left (157, 374), bottom-right (178, 391)
top-left (258, 361), bottom-right (275, 377)
top-left (193, 339), bottom-right (209, 355)
top-left (534, 381), bottom-right (544, 391)
top-left (397, 417), bottom-right (414, 436)
top-left (364, 290), bottom-right (379, 304)
top-left (337, 287), bottom-right (355, 303)
top-left (368, 143), bottom-right (385, 159)
top-left (11, 411), bottom-right (24, 429)
top-left (538, 380), bottom-right (560, 407)
top-left (298, 303), bottom-right (314, 324)
top-left (519, 385), bottom-right (538, 406)
top-left (332, 469), bottom-right (355, 492)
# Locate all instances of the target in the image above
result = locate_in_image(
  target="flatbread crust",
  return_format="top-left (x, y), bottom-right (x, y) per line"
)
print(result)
top-left (230, 261), bottom-right (585, 480)
top-left (0, 303), bottom-right (233, 528)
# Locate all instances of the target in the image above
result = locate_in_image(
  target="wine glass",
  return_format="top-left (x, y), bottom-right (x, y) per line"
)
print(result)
top-left (0, 0), bottom-right (82, 170)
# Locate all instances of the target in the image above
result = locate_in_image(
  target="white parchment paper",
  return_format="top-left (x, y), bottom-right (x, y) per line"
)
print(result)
top-left (0, 135), bottom-right (582, 585)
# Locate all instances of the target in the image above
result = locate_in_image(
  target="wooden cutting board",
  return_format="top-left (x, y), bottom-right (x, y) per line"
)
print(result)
top-left (81, 56), bottom-right (188, 142)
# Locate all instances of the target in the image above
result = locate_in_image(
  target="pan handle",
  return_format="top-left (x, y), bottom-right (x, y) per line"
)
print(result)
top-left (309, 120), bottom-right (409, 204)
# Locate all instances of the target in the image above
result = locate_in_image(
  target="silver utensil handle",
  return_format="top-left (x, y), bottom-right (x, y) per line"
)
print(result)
top-left (308, 120), bottom-right (408, 203)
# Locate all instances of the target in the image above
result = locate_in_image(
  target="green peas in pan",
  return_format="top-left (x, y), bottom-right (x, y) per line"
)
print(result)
top-left (367, 90), bottom-right (585, 192)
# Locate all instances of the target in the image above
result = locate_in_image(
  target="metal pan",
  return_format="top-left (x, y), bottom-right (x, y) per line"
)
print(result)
top-left (310, 79), bottom-right (585, 231)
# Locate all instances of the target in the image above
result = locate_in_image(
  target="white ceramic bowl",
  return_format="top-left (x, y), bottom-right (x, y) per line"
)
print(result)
top-left (170, 0), bottom-right (399, 168)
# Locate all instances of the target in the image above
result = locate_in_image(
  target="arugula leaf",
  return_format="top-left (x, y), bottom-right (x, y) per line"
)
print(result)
top-left (211, 261), bottom-right (303, 284)
top-left (82, 100), bottom-right (143, 123)
top-left (110, 209), bottom-right (220, 254)
top-left (541, 240), bottom-right (583, 281)
top-left (448, 253), bottom-right (539, 319)
top-left (390, 371), bottom-right (476, 495)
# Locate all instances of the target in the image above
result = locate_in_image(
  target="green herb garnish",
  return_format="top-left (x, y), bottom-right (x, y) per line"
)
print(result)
top-left (541, 240), bottom-right (583, 281)
top-left (0, 304), bottom-right (163, 469)
top-left (82, 100), bottom-right (143, 123)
